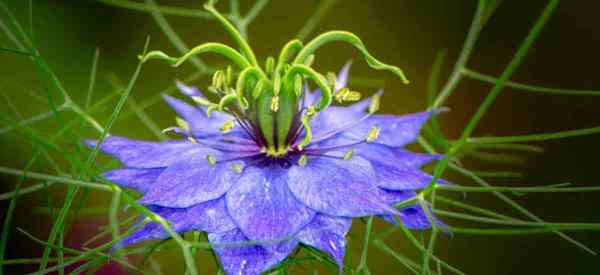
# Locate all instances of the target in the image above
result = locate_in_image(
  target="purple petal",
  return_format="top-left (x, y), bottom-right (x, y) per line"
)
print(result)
top-left (119, 198), bottom-right (236, 247)
top-left (226, 166), bottom-right (315, 245)
top-left (334, 62), bottom-right (352, 91)
top-left (175, 80), bottom-right (203, 97)
top-left (287, 156), bottom-right (394, 217)
top-left (140, 152), bottom-right (243, 208)
top-left (376, 189), bottom-right (444, 230)
top-left (102, 168), bottom-right (163, 193)
top-left (209, 229), bottom-right (297, 275)
top-left (85, 136), bottom-right (204, 168)
top-left (380, 206), bottom-right (433, 230)
top-left (309, 106), bottom-right (364, 138)
top-left (163, 94), bottom-right (236, 136)
top-left (296, 214), bottom-right (351, 272)
top-left (348, 111), bottom-right (434, 147)
top-left (377, 189), bottom-right (416, 205)
top-left (348, 89), bottom-right (383, 113)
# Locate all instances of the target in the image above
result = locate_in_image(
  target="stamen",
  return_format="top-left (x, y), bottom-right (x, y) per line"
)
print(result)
top-left (231, 163), bottom-right (243, 173)
top-left (298, 155), bottom-right (308, 167)
top-left (192, 96), bottom-right (215, 107)
top-left (297, 114), bottom-right (313, 150)
top-left (219, 120), bottom-right (236, 133)
top-left (335, 88), bottom-right (361, 103)
top-left (343, 149), bottom-right (354, 160)
top-left (366, 127), bottom-right (380, 142)
top-left (368, 93), bottom-right (381, 113)
top-left (270, 95), bottom-right (280, 112)
top-left (206, 154), bottom-right (217, 166)
top-left (187, 137), bottom-right (198, 144)
top-left (176, 117), bottom-right (189, 131)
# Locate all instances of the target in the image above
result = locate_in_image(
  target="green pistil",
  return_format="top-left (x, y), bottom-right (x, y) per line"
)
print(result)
top-left (138, 0), bottom-right (410, 156)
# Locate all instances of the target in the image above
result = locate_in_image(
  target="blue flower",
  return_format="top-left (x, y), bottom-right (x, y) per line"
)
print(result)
top-left (87, 64), bottom-right (445, 274)
top-left (86, 3), bottom-right (447, 273)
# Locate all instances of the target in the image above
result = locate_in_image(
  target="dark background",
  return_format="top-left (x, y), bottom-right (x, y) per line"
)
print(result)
top-left (1, 0), bottom-right (600, 274)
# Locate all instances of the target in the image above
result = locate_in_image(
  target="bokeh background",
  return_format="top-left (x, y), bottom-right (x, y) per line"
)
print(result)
top-left (1, 0), bottom-right (600, 274)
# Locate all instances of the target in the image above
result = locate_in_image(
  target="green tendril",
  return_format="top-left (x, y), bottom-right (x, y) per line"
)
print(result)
top-left (217, 93), bottom-right (239, 111)
top-left (236, 66), bottom-right (264, 105)
top-left (293, 30), bottom-right (410, 84)
top-left (276, 39), bottom-right (304, 73)
top-left (139, 42), bottom-right (251, 69)
top-left (204, 1), bottom-right (259, 67)
top-left (285, 64), bottom-right (331, 111)
top-left (298, 115), bottom-right (313, 150)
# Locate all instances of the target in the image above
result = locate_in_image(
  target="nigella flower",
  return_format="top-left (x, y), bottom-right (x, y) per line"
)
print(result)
top-left (87, 2), bottom-right (446, 274)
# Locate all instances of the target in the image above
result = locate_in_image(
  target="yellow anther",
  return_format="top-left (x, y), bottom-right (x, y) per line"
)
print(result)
top-left (206, 154), bottom-right (216, 166)
top-left (306, 105), bottom-right (317, 118)
top-left (344, 91), bottom-right (362, 102)
top-left (369, 94), bottom-right (381, 114)
top-left (270, 95), bottom-right (280, 112)
top-left (219, 120), bottom-right (236, 133)
top-left (366, 127), bottom-right (380, 143)
top-left (231, 163), bottom-right (242, 173)
top-left (187, 137), bottom-right (198, 144)
top-left (192, 96), bottom-right (213, 106)
top-left (343, 149), bottom-right (354, 160)
top-left (298, 155), bottom-right (308, 168)
top-left (175, 117), bottom-right (189, 131)
top-left (335, 88), bottom-right (361, 103)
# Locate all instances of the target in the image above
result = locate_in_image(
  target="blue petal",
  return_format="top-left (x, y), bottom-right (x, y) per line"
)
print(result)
top-left (379, 206), bottom-right (433, 229)
top-left (303, 62), bottom-right (352, 108)
top-left (85, 136), bottom-right (204, 168)
top-left (376, 189), bottom-right (444, 230)
top-left (296, 214), bottom-right (351, 272)
top-left (209, 228), bottom-right (297, 275)
top-left (309, 106), bottom-right (364, 137)
top-left (334, 62), bottom-right (352, 92)
top-left (102, 168), bottom-right (163, 193)
top-left (175, 80), bottom-right (203, 97)
top-left (348, 89), bottom-right (383, 113)
top-left (226, 166), bottom-right (315, 246)
top-left (348, 111), bottom-right (434, 147)
top-left (119, 197), bottom-right (236, 247)
top-left (162, 94), bottom-right (236, 137)
top-left (352, 143), bottom-right (442, 169)
top-left (140, 152), bottom-right (243, 208)
top-left (287, 156), bottom-right (394, 217)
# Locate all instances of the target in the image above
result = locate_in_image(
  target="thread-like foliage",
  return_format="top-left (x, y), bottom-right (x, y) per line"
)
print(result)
top-left (1, 0), bottom-right (599, 274)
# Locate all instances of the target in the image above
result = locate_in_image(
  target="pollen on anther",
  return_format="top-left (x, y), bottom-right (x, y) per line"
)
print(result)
top-left (366, 127), bottom-right (380, 143)
top-left (219, 120), bottom-right (235, 133)
top-left (231, 163), bottom-right (242, 173)
top-left (343, 149), bottom-right (354, 160)
top-left (206, 154), bottom-right (216, 166)
top-left (298, 155), bottom-right (308, 167)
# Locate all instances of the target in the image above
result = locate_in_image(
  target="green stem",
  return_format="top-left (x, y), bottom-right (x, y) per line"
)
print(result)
top-left (431, 0), bottom-right (486, 108)
top-left (462, 68), bottom-right (600, 96)
top-left (468, 126), bottom-right (600, 144)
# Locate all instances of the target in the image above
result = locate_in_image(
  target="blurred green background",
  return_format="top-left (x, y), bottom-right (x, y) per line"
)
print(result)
top-left (1, 0), bottom-right (600, 274)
